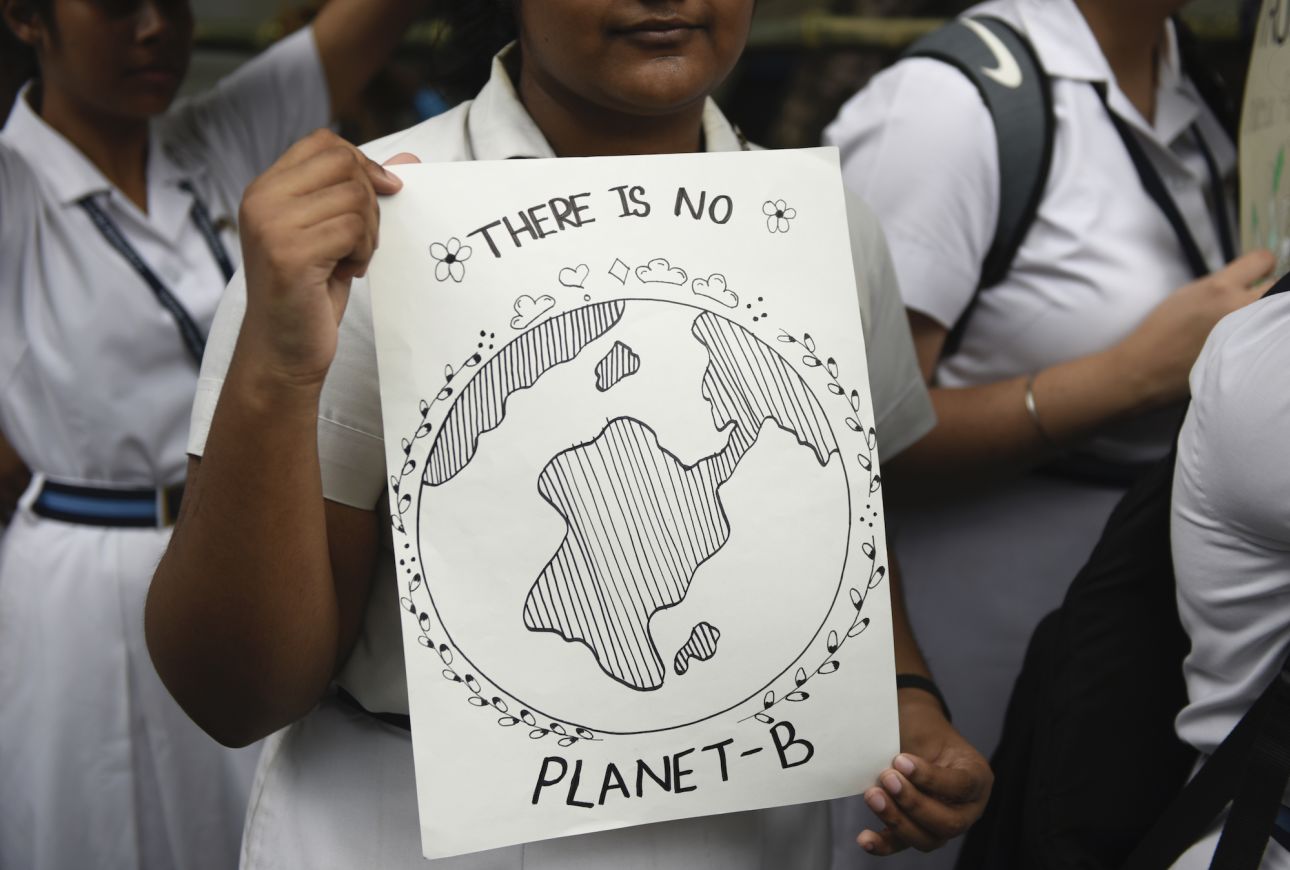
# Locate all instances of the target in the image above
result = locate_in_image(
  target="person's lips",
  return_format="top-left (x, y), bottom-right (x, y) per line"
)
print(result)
top-left (610, 16), bottom-right (704, 47)
top-left (127, 64), bottom-right (181, 87)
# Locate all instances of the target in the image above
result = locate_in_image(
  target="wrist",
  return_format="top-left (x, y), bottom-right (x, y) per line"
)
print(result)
top-left (226, 345), bottom-right (327, 419)
top-left (896, 673), bottom-right (953, 723)
top-left (1102, 340), bottom-right (1168, 413)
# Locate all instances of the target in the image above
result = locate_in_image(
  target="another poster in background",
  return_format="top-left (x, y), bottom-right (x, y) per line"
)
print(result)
top-left (367, 148), bottom-right (899, 859)
top-left (1241, 0), bottom-right (1290, 274)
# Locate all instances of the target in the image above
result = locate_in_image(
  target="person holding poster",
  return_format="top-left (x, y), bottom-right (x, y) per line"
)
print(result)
top-left (825, 3), bottom-right (1273, 866)
top-left (0, 1), bottom-right (430, 867)
top-left (146, 1), bottom-right (992, 867)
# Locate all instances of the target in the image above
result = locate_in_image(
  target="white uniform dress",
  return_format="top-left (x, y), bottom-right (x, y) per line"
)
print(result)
top-left (1169, 291), bottom-right (1290, 869)
top-left (0, 29), bottom-right (330, 870)
top-left (822, 1), bottom-right (1234, 867)
top-left (186, 49), bottom-right (937, 870)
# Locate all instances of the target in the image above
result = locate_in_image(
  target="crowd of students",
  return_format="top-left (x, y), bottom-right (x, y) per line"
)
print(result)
top-left (0, 0), bottom-right (1284, 868)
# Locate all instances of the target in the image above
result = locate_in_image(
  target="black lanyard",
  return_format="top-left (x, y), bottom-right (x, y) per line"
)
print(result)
top-left (78, 182), bottom-right (235, 365)
top-left (1094, 83), bottom-right (1237, 280)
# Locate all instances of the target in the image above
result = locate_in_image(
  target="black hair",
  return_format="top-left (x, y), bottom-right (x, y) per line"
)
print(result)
top-left (2, 0), bottom-right (50, 83)
top-left (425, 0), bottom-right (518, 100)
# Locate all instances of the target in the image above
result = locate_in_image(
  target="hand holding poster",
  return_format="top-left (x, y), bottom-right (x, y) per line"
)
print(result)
top-left (368, 148), bottom-right (897, 859)
top-left (1242, 0), bottom-right (1290, 274)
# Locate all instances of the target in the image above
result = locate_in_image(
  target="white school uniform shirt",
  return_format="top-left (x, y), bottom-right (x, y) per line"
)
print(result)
top-left (188, 48), bottom-right (935, 870)
top-left (0, 27), bottom-right (330, 870)
top-left (0, 27), bottom-right (329, 491)
top-left (1169, 292), bottom-right (1290, 869)
top-left (824, 5), bottom-right (1234, 869)
top-left (824, 0), bottom-right (1235, 465)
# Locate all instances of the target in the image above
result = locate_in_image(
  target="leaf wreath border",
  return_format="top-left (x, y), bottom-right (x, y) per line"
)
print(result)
top-left (386, 317), bottom-right (885, 742)
top-left (388, 347), bottom-right (602, 747)
top-left (740, 330), bottom-right (888, 726)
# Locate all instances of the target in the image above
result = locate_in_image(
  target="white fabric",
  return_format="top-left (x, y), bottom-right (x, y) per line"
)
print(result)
top-left (824, 0), bottom-right (1233, 465)
top-left (1173, 291), bottom-right (1290, 780)
top-left (0, 26), bottom-right (330, 870)
top-left (822, 2), bottom-right (1236, 868)
top-left (187, 49), bottom-right (935, 870)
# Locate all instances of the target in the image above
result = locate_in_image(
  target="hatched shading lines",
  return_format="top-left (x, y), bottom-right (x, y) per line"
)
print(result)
top-left (674, 623), bottom-right (722, 676)
top-left (523, 419), bottom-right (741, 691)
top-left (426, 301), bottom-right (625, 486)
top-left (692, 313), bottom-right (836, 466)
top-left (595, 342), bottom-right (641, 392)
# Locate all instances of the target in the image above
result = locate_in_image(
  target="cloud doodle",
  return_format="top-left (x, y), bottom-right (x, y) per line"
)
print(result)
top-left (634, 258), bottom-right (687, 285)
top-left (510, 294), bottom-right (557, 329)
top-left (691, 273), bottom-right (739, 309)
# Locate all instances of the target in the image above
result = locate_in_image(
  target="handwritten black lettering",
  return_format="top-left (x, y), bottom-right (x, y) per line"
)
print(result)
top-left (702, 738), bottom-right (735, 782)
top-left (598, 762), bottom-right (632, 804)
top-left (467, 220), bottom-right (504, 258)
top-left (770, 721), bottom-right (815, 769)
top-left (532, 756), bottom-right (568, 805)
top-left (567, 758), bottom-right (596, 809)
top-left (635, 755), bottom-right (673, 796)
top-left (673, 747), bottom-right (698, 794)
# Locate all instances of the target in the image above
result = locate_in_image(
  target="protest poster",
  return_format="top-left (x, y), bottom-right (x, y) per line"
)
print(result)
top-left (368, 148), bottom-right (897, 859)
top-left (1242, 0), bottom-right (1290, 274)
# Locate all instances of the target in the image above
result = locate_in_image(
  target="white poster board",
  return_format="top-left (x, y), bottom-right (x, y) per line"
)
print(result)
top-left (368, 148), bottom-right (897, 860)
top-left (1242, 0), bottom-right (1290, 274)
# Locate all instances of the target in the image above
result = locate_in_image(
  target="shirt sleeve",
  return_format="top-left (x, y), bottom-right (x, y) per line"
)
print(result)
top-left (824, 58), bottom-right (999, 331)
top-left (1172, 299), bottom-right (1290, 758)
top-left (188, 270), bottom-right (386, 511)
top-left (843, 191), bottom-right (936, 461)
top-left (0, 143), bottom-right (35, 390)
top-left (164, 26), bottom-right (331, 196)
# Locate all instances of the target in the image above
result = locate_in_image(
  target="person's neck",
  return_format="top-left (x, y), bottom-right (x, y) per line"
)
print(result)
top-left (519, 68), bottom-right (705, 158)
top-left (35, 82), bottom-right (151, 212)
top-left (1076, 0), bottom-right (1175, 125)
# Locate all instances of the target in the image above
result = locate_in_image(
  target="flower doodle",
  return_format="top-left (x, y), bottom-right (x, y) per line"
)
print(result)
top-left (763, 200), bottom-right (796, 234)
top-left (430, 237), bottom-right (472, 282)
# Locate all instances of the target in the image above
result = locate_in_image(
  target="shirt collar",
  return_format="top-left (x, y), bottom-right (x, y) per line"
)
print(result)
top-left (1, 80), bottom-right (195, 211)
top-left (465, 43), bottom-right (746, 161)
top-left (1015, 0), bottom-right (1201, 145)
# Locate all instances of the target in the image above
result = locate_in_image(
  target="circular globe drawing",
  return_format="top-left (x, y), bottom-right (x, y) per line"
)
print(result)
top-left (415, 299), bottom-right (851, 734)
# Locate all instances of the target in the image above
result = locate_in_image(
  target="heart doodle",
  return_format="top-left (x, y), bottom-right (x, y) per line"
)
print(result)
top-left (558, 264), bottom-right (590, 289)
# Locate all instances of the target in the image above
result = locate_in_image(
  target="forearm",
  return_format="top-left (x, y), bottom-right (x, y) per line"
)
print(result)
top-left (0, 427), bottom-right (30, 523)
top-left (886, 343), bottom-right (1151, 498)
top-left (312, 0), bottom-right (429, 111)
top-left (888, 554), bottom-right (932, 680)
top-left (146, 354), bottom-right (339, 746)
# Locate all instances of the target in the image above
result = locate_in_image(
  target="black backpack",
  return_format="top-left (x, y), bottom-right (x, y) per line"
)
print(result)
top-left (955, 276), bottom-right (1290, 870)
top-left (904, 16), bottom-right (1237, 356)
top-left (903, 17), bottom-right (1286, 868)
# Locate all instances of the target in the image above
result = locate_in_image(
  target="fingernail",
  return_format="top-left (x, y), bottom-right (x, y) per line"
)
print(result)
top-left (882, 772), bottom-right (903, 795)
top-left (894, 754), bottom-right (915, 776)
top-left (865, 790), bottom-right (887, 813)
top-left (861, 840), bottom-right (875, 854)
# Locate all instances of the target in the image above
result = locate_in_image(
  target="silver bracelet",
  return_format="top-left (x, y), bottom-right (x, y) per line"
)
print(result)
top-left (1024, 374), bottom-right (1058, 448)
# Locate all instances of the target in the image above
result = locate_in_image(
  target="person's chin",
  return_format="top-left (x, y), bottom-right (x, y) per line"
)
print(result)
top-left (603, 64), bottom-right (715, 116)
top-left (117, 91), bottom-right (179, 120)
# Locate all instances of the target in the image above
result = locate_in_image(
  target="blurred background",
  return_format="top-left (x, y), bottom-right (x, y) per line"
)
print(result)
top-left (0, 0), bottom-right (1256, 150)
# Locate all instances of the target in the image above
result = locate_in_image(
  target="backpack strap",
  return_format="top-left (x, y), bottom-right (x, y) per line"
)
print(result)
top-left (1122, 276), bottom-right (1290, 870)
top-left (903, 15), bottom-right (1055, 358)
top-left (1174, 17), bottom-right (1237, 141)
top-left (1123, 657), bottom-right (1290, 870)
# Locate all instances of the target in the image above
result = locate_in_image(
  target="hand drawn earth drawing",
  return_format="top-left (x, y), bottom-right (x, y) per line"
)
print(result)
top-left (407, 298), bottom-right (863, 736)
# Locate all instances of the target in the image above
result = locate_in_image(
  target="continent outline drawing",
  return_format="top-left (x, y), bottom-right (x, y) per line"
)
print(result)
top-left (392, 287), bottom-right (886, 738)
